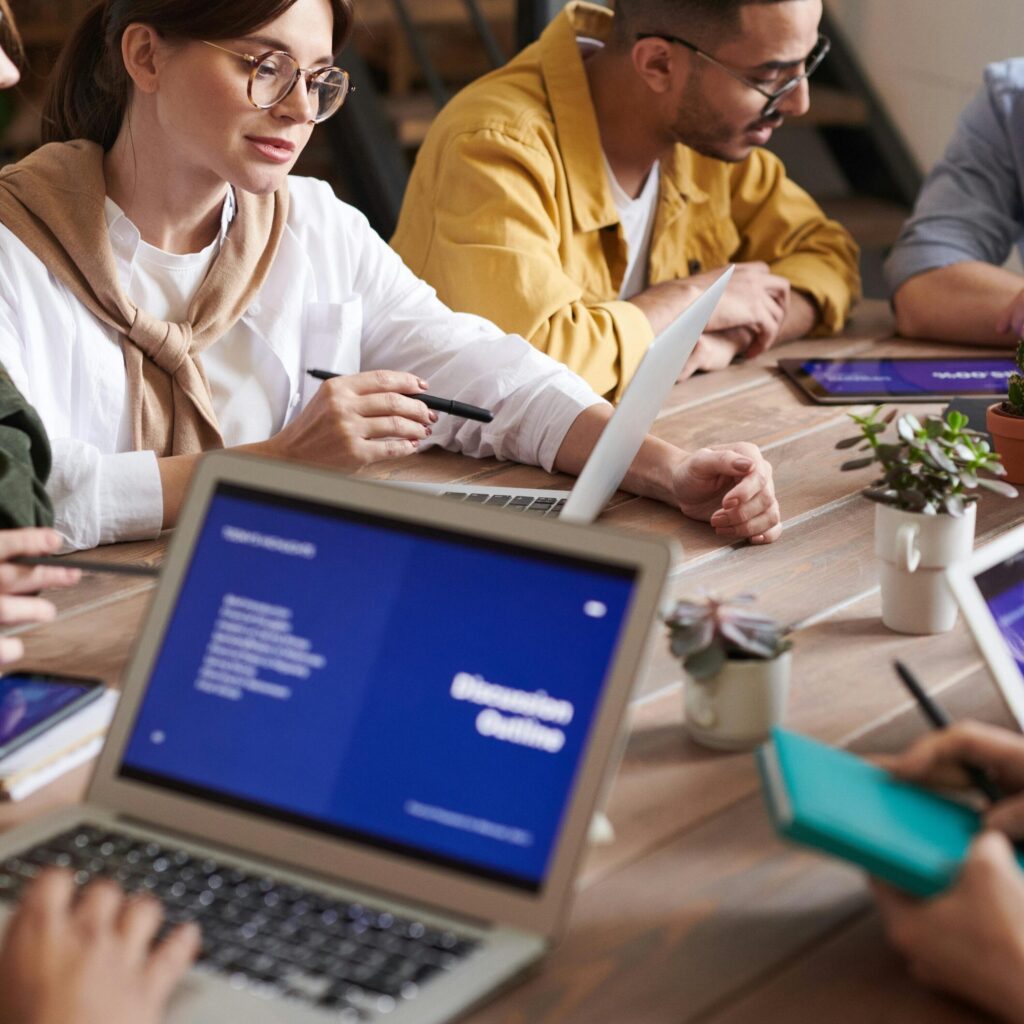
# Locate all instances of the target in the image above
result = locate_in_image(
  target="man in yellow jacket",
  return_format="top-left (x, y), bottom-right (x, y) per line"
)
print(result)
top-left (392, 0), bottom-right (860, 400)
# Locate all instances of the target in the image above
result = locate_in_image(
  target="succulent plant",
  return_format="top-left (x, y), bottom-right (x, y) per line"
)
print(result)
top-left (1006, 338), bottom-right (1024, 416)
top-left (663, 594), bottom-right (793, 681)
top-left (836, 406), bottom-right (1017, 516)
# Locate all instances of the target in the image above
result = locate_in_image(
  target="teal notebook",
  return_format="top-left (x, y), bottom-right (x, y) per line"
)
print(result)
top-left (757, 727), bottom-right (1024, 897)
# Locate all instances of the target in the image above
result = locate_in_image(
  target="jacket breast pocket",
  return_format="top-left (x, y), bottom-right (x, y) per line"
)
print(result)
top-left (686, 209), bottom-right (743, 271)
top-left (300, 297), bottom-right (364, 407)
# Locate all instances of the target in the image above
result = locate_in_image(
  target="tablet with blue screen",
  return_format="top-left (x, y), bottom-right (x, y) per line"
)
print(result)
top-left (779, 357), bottom-right (1016, 404)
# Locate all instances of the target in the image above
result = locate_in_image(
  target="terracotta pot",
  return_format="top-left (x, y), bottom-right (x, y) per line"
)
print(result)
top-left (683, 651), bottom-right (791, 751)
top-left (987, 403), bottom-right (1024, 484)
top-left (874, 503), bottom-right (976, 634)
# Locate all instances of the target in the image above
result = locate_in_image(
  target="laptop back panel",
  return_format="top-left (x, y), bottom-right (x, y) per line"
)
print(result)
top-left (561, 266), bottom-right (733, 521)
top-left (90, 454), bottom-right (671, 938)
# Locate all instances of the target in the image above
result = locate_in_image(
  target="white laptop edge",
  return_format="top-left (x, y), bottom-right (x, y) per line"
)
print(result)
top-left (397, 265), bottom-right (734, 523)
top-left (947, 521), bottom-right (1024, 729)
top-left (560, 264), bottom-right (734, 521)
top-left (83, 451), bottom-right (672, 944)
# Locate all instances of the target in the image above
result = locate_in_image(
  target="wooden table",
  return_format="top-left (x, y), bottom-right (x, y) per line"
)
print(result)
top-left (1, 299), bottom-right (1016, 1022)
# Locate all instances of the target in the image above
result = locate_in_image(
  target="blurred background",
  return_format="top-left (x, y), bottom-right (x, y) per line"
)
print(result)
top-left (7, 0), bottom-right (1021, 297)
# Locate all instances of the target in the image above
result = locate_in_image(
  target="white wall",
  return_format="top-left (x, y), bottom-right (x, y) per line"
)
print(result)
top-left (826, 0), bottom-right (1024, 173)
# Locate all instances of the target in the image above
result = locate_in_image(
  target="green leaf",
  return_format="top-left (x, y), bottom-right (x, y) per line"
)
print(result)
top-left (945, 409), bottom-right (968, 432)
top-left (883, 408), bottom-right (898, 424)
top-left (864, 488), bottom-right (896, 504)
top-left (897, 418), bottom-right (917, 443)
top-left (978, 477), bottom-right (1020, 498)
top-left (835, 435), bottom-right (864, 450)
top-left (943, 494), bottom-right (965, 517)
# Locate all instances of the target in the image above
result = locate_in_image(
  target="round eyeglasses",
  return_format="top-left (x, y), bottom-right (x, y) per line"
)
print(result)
top-left (635, 32), bottom-right (830, 118)
top-left (204, 41), bottom-right (353, 124)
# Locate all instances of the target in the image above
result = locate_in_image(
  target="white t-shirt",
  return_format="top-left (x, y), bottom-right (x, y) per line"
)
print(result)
top-left (604, 156), bottom-right (660, 300)
top-left (578, 35), bottom-right (660, 300)
top-left (105, 197), bottom-right (284, 446)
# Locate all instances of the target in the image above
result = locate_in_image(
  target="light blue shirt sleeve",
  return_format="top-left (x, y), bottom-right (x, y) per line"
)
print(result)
top-left (885, 60), bottom-right (1024, 295)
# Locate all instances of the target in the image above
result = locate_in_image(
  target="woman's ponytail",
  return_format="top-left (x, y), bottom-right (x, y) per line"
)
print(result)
top-left (41, 2), bottom-right (127, 148)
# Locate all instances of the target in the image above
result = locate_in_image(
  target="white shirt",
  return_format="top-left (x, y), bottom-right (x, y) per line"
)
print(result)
top-left (106, 195), bottom-right (282, 445)
top-left (579, 35), bottom-right (660, 300)
top-left (0, 176), bottom-right (603, 550)
top-left (605, 156), bottom-right (660, 300)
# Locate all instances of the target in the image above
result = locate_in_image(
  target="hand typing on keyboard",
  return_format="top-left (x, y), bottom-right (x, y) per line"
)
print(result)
top-left (0, 869), bottom-right (200, 1024)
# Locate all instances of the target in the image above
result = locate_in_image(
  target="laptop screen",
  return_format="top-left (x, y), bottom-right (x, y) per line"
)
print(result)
top-left (975, 552), bottom-right (1024, 673)
top-left (119, 483), bottom-right (638, 893)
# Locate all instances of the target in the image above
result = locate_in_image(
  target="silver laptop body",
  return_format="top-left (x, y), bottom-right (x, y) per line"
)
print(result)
top-left (0, 453), bottom-right (670, 1023)
top-left (408, 266), bottom-right (734, 523)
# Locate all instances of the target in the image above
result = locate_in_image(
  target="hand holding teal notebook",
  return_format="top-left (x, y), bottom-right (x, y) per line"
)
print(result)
top-left (757, 727), bottom-right (1024, 897)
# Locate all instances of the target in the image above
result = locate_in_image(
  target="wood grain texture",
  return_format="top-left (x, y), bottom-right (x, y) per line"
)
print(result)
top-left (3, 304), bottom-right (1019, 1022)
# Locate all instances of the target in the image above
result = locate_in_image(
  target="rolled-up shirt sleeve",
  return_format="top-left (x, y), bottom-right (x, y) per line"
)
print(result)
top-left (885, 62), bottom-right (1024, 295)
top-left (47, 442), bottom-right (162, 551)
top-left (354, 208), bottom-right (605, 471)
top-left (0, 266), bottom-right (163, 550)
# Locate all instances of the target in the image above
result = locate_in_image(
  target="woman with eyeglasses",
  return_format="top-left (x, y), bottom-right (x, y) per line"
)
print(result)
top-left (0, 0), bottom-right (781, 551)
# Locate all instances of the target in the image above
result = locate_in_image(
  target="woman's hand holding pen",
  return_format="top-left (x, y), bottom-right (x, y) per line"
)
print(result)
top-left (880, 721), bottom-right (1024, 834)
top-left (0, 529), bottom-right (80, 665)
top-left (258, 370), bottom-right (438, 470)
top-left (871, 721), bottom-right (1024, 1022)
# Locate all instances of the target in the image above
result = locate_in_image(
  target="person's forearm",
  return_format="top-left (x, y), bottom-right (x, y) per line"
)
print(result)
top-left (779, 290), bottom-right (819, 342)
top-left (157, 441), bottom-right (271, 529)
top-left (553, 405), bottom-right (683, 504)
top-left (893, 262), bottom-right (1022, 344)
top-left (629, 280), bottom-right (705, 336)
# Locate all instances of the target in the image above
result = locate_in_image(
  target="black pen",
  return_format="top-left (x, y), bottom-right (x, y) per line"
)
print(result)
top-left (306, 369), bottom-right (494, 424)
top-left (10, 556), bottom-right (160, 578)
top-left (894, 659), bottom-right (1004, 803)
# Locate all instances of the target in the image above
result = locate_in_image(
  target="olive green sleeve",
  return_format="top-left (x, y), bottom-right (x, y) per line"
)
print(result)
top-left (0, 369), bottom-right (53, 528)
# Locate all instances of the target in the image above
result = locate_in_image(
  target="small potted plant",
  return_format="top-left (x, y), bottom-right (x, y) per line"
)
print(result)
top-left (837, 407), bottom-right (1017, 634)
top-left (987, 339), bottom-right (1024, 484)
top-left (664, 594), bottom-right (793, 751)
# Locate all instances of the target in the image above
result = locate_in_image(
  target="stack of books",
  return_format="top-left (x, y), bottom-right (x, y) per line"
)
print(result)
top-left (0, 690), bottom-right (118, 802)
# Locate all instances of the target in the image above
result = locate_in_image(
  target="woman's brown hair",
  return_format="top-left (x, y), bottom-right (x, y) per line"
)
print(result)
top-left (42, 0), bottom-right (353, 148)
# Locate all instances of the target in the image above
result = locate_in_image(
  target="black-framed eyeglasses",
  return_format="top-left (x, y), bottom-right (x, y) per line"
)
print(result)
top-left (635, 32), bottom-right (830, 117)
top-left (203, 41), bottom-right (353, 124)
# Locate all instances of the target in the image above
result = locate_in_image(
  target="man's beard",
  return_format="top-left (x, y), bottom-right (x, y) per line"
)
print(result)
top-left (670, 71), bottom-right (783, 162)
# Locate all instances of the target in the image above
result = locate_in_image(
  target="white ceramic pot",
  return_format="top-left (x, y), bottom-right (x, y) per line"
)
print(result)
top-left (684, 650), bottom-right (792, 751)
top-left (874, 502), bottom-right (976, 635)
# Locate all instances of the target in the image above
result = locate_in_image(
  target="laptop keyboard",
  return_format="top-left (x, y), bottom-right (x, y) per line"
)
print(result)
top-left (0, 824), bottom-right (480, 1020)
top-left (442, 492), bottom-right (567, 516)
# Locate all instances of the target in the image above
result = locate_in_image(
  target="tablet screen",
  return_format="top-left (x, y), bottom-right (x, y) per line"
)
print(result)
top-left (781, 357), bottom-right (1015, 401)
top-left (976, 553), bottom-right (1024, 673)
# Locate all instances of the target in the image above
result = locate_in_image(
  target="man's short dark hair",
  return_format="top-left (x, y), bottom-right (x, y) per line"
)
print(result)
top-left (612, 0), bottom-right (798, 47)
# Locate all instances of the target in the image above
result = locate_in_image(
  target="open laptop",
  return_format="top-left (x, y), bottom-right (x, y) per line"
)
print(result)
top-left (948, 523), bottom-right (1024, 728)
top-left (0, 452), bottom-right (670, 1023)
top-left (409, 266), bottom-right (733, 523)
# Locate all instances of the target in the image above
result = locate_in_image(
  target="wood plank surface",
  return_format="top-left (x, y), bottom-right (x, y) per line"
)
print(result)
top-left (2, 300), bottom-right (1021, 1024)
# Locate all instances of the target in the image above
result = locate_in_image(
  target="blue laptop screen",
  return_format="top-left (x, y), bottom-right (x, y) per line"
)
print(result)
top-left (976, 552), bottom-right (1024, 674)
top-left (119, 484), bottom-right (638, 892)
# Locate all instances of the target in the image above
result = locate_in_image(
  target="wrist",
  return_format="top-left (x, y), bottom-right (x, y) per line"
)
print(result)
top-left (622, 436), bottom-right (686, 505)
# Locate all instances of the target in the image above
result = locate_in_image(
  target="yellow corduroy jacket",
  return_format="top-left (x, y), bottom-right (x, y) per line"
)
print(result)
top-left (392, 2), bottom-right (861, 401)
